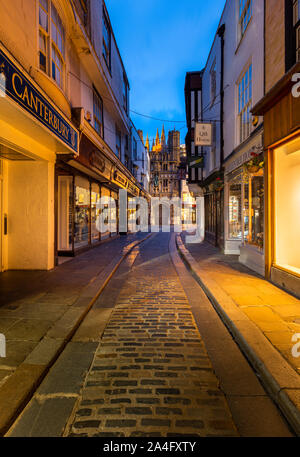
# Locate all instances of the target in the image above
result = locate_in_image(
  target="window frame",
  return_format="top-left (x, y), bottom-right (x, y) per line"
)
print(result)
top-left (93, 87), bottom-right (104, 138)
top-left (38, 0), bottom-right (65, 90)
top-left (102, 7), bottom-right (111, 71)
top-left (293, 0), bottom-right (300, 61)
top-left (237, 63), bottom-right (252, 145)
top-left (238, 0), bottom-right (252, 42)
top-left (116, 127), bottom-right (121, 158)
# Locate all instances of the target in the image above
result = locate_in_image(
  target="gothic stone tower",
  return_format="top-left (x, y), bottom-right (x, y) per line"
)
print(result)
top-left (149, 127), bottom-right (181, 198)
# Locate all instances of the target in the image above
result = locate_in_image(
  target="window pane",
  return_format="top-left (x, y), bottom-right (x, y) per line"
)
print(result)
top-left (39, 31), bottom-right (46, 53)
top-left (39, 7), bottom-right (48, 31)
top-left (39, 52), bottom-right (46, 72)
top-left (40, 0), bottom-right (48, 11)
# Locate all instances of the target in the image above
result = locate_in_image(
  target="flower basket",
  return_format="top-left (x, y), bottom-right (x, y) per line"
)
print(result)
top-left (247, 165), bottom-right (260, 173)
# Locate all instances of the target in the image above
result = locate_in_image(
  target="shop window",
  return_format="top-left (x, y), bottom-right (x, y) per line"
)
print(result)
top-left (243, 172), bottom-right (264, 250)
top-left (102, 7), bottom-right (111, 70)
top-left (110, 191), bottom-right (118, 235)
top-left (57, 176), bottom-right (73, 251)
top-left (274, 141), bottom-right (300, 275)
top-left (101, 186), bottom-right (111, 240)
top-left (93, 88), bottom-right (104, 138)
top-left (91, 183), bottom-right (100, 243)
top-left (228, 171), bottom-right (243, 240)
top-left (238, 64), bottom-right (252, 144)
top-left (39, 0), bottom-right (65, 89)
top-left (74, 176), bottom-right (90, 249)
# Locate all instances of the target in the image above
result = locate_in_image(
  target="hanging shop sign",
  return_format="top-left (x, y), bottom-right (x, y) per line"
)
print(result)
top-left (194, 123), bottom-right (212, 146)
top-left (0, 48), bottom-right (79, 154)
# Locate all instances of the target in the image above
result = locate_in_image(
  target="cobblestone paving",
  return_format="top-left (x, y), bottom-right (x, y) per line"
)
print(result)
top-left (66, 234), bottom-right (238, 437)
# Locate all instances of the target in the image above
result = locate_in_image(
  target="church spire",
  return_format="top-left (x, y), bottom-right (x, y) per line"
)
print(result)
top-left (145, 133), bottom-right (150, 151)
top-left (161, 124), bottom-right (166, 146)
top-left (155, 128), bottom-right (160, 146)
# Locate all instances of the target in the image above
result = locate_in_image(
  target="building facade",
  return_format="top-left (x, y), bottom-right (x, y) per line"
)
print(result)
top-left (185, 0), bottom-right (265, 276)
top-left (149, 127), bottom-right (181, 198)
top-left (0, 0), bottom-right (149, 271)
top-left (252, 0), bottom-right (300, 297)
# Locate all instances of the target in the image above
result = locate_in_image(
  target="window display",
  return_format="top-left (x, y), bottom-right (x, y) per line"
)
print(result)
top-left (91, 183), bottom-right (100, 243)
top-left (101, 186), bottom-right (111, 240)
top-left (74, 176), bottom-right (90, 248)
top-left (228, 172), bottom-right (242, 240)
top-left (274, 142), bottom-right (300, 275)
top-left (227, 166), bottom-right (264, 249)
top-left (244, 173), bottom-right (264, 250)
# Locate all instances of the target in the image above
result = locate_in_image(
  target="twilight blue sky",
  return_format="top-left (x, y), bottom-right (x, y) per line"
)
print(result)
top-left (106, 0), bottom-right (226, 145)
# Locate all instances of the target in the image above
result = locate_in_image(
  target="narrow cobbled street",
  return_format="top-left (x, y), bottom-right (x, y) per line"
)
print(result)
top-left (65, 234), bottom-right (237, 437)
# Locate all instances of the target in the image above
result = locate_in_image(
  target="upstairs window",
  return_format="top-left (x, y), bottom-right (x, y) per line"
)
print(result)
top-left (39, 0), bottom-right (65, 89)
top-left (93, 88), bottom-right (104, 138)
top-left (103, 8), bottom-right (111, 70)
top-left (238, 64), bottom-right (252, 144)
top-left (210, 60), bottom-right (217, 105)
top-left (116, 128), bottom-right (121, 158)
top-left (133, 138), bottom-right (137, 161)
top-left (123, 73), bottom-right (129, 114)
top-left (238, 0), bottom-right (252, 40)
top-left (294, 0), bottom-right (300, 61)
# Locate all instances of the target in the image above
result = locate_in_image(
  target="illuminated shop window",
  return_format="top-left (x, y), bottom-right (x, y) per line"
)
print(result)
top-left (39, 0), bottom-right (65, 89)
top-left (274, 141), bottom-right (300, 276)
top-left (74, 176), bottom-right (90, 249)
top-left (243, 172), bottom-right (264, 250)
top-left (91, 183), bottom-right (101, 244)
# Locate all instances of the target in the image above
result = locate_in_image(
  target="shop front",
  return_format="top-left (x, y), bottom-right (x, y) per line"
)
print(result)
top-left (0, 44), bottom-right (78, 271)
top-left (56, 129), bottom-right (143, 260)
top-left (224, 128), bottom-right (265, 276)
top-left (56, 132), bottom-right (121, 259)
top-left (253, 62), bottom-right (300, 296)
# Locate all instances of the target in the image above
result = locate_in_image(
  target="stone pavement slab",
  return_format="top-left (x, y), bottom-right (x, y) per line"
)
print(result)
top-left (0, 233), bottom-right (148, 435)
top-left (179, 234), bottom-right (300, 435)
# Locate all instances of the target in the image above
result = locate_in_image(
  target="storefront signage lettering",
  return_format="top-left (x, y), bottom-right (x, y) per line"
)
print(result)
top-left (226, 150), bottom-right (252, 174)
top-left (114, 171), bottom-right (127, 188)
top-left (0, 48), bottom-right (78, 154)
